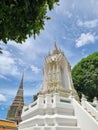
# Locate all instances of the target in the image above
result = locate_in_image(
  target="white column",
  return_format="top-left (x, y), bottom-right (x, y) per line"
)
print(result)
top-left (57, 65), bottom-right (60, 82)
top-left (48, 64), bottom-right (51, 73)
top-left (53, 64), bottom-right (55, 73)
top-left (51, 65), bottom-right (53, 82)
top-left (44, 119), bottom-right (48, 126)
top-left (56, 64), bottom-right (59, 72)
top-left (45, 94), bottom-right (52, 115)
top-left (53, 65), bottom-right (55, 83)
top-left (81, 94), bottom-right (87, 109)
top-left (57, 64), bottom-right (60, 81)
top-left (54, 119), bottom-right (58, 126)
top-left (53, 93), bottom-right (60, 104)
top-left (37, 95), bottom-right (44, 107)
top-left (48, 64), bottom-right (50, 81)
top-left (93, 97), bottom-right (98, 110)
top-left (45, 94), bottom-right (52, 106)
top-left (35, 123), bottom-right (38, 126)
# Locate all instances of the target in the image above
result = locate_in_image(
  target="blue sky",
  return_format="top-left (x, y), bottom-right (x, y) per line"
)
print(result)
top-left (0, 0), bottom-right (98, 119)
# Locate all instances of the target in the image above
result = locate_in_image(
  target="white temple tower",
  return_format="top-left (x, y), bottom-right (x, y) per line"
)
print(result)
top-left (19, 41), bottom-right (98, 130)
top-left (41, 41), bottom-right (78, 99)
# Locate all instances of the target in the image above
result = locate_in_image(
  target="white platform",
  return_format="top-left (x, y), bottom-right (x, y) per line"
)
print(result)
top-left (19, 93), bottom-right (98, 130)
top-left (19, 93), bottom-right (80, 130)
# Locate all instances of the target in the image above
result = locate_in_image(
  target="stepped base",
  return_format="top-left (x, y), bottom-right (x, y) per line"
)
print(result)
top-left (19, 94), bottom-right (80, 130)
top-left (20, 126), bottom-right (81, 130)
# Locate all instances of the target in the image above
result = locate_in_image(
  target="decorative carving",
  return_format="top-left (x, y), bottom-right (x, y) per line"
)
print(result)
top-left (41, 41), bottom-right (79, 100)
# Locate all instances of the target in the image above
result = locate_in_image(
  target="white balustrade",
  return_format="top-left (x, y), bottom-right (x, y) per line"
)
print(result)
top-left (37, 95), bottom-right (44, 106)
top-left (82, 100), bottom-right (98, 121)
top-left (72, 98), bottom-right (98, 130)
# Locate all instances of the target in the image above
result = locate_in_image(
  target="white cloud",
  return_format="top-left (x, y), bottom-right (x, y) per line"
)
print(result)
top-left (0, 50), bottom-right (20, 76)
top-left (76, 33), bottom-right (96, 47)
top-left (0, 74), bottom-right (11, 81)
top-left (77, 19), bottom-right (98, 28)
top-left (0, 94), bottom-right (6, 102)
top-left (7, 37), bottom-right (51, 66)
top-left (65, 11), bottom-right (72, 18)
top-left (31, 65), bottom-right (40, 74)
top-left (1, 107), bottom-right (5, 111)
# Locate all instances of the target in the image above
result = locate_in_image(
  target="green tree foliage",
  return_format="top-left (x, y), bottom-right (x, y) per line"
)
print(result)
top-left (72, 52), bottom-right (98, 101)
top-left (0, 0), bottom-right (59, 43)
top-left (33, 93), bottom-right (39, 101)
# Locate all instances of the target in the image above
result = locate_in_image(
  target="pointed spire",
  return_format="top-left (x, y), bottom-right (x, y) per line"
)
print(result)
top-left (6, 73), bottom-right (24, 123)
top-left (48, 49), bottom-right (51, 56)
top-left (19, 73), bottom-right (24, 89)
top-left (16, 73), bottom-right (24, 97)
top-left (54, 40), bottom-right (58, 50)
top-left (53, 40), bottom-right (59, 55)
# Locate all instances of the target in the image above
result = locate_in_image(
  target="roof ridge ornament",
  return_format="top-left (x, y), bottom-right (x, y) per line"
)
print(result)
top-left (53, 40), bottom-right (59, 55)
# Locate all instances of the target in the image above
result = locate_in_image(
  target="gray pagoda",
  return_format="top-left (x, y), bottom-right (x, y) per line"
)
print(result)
top-left (6, 74), bottom-right (24, 125)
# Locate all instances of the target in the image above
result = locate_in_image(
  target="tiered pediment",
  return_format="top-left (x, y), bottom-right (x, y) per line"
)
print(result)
top-left (46, 53), bottom-right (63, 63)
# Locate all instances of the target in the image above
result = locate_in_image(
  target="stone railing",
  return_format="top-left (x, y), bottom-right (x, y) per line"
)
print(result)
top-left (23, 100), bottom-right (37, 112)
top-left (81, 95), bottom-right (98, 121)
top-left (22, 93), bottom-right (71, 113)
top-left (72, 97), bottom-right (98, 130)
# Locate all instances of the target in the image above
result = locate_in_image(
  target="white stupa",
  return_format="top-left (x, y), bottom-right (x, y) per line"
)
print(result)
top-left (40, 41), bottom-right (78, 100)
top-left (19, 42), bottom-right (98, 130)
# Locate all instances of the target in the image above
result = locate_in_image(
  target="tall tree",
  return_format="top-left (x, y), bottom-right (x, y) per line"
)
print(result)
top-left (72, 52), bottom-right (98, 101)
top-left (0, 0), bottom-right (59, 43)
